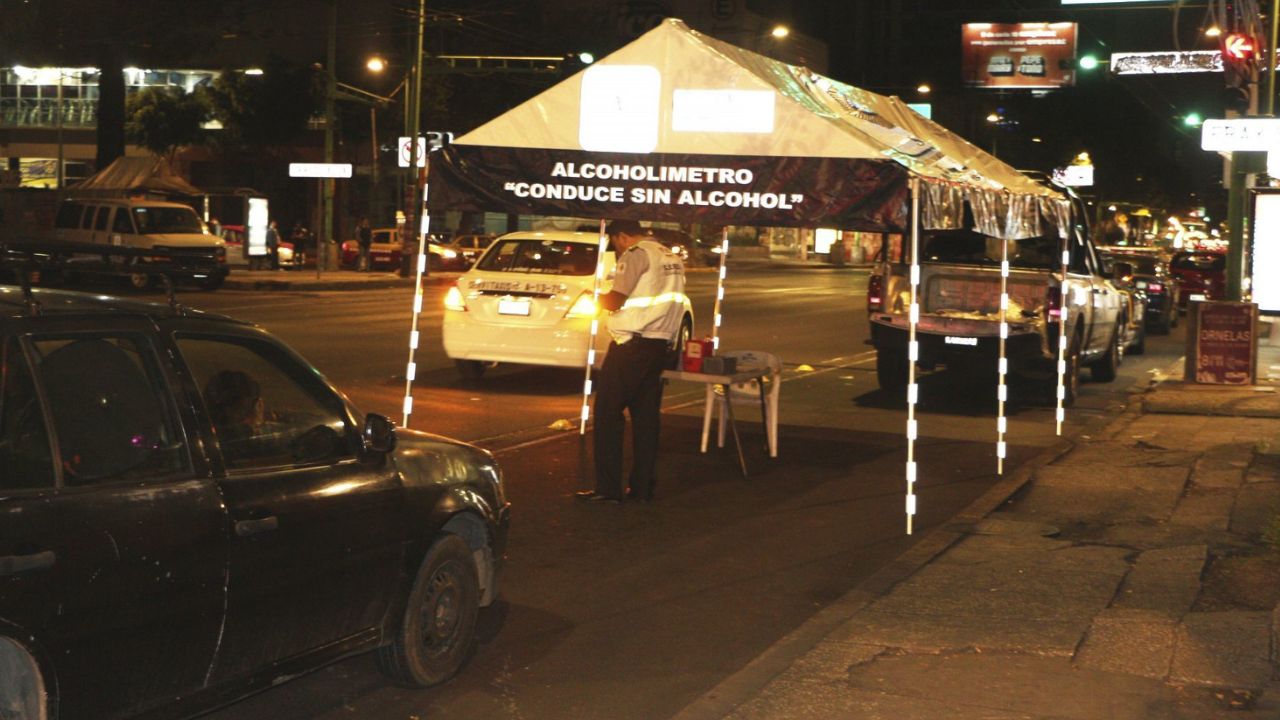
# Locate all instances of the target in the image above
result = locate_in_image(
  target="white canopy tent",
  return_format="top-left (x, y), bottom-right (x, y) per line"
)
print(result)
top-left (421, 19), bottom-right (1076, 532)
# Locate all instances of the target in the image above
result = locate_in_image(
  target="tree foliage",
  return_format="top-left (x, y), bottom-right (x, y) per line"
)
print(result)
top-left (204, 58), bottom-right (324, 152)
top-left (125, 87), bottom-right (210, 158)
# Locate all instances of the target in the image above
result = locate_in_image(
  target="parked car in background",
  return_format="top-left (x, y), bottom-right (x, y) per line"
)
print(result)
top-left (1098, 248), bottom-right (1179, 334)
top-left (1170, 250), bottom-right (1226, 310)
top-left (221, 224), bottom-right (303, 270)
top-left (446, 234), bottom-right (496, 266)
top-left (0, 286), bottom-right (509, 720)
top-left (1099, 255), bottom-right (1148, 356)
top-left (442, 230), bottom-right (694, 379)
top-left (341, 228), bottom-right (467, 271)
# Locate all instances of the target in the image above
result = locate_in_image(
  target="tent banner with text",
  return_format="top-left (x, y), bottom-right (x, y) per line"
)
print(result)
top-left (429, 146), bottom-right (912, 231)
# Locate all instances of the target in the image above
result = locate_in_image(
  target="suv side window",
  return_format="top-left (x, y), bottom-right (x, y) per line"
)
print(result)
top-left (30, 335), bottom-right (188, 485)
top-left (176, 336), bottom-right (354, 471)
top-left (0, 337), bottom-right (54, 491)
top-left (112, 207), bottom-right (135, 234)
top-left (93, 206), bottom-right (111, 231)
top-left (55, 202), bottom-right (84, 230)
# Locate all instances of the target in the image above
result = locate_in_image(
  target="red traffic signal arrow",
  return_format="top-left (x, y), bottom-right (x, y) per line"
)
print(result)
top-left (1223, 33), bottom-right (1256, 61)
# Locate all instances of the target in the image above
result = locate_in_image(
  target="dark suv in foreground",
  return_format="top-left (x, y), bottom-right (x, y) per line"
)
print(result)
top-left (0, 286), bottom-right (509, 720)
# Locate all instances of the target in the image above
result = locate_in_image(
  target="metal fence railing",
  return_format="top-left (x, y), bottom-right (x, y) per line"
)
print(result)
top-left (0, 98), bottom-right (98, 128)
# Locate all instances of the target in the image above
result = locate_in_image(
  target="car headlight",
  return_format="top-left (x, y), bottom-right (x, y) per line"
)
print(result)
top-left (442, 249), bottom-right (458, 259)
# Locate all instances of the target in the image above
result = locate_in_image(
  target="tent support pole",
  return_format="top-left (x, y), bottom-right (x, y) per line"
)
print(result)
top-left (579, 219), bottom-right (609, 435)
top-left (1055, 227), bottom-right (1069, 435)
top-left (711, 228), bottom-right (729, 351)
top-left (997, 234), bottom-right (1009, 475)
top-left (906, 178), bottom-right (921, 536)
top-left (401, 178), bottom-right (431, 428)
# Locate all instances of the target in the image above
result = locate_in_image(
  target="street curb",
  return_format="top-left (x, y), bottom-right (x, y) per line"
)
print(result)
top-left (669, 377), bottom-right (1151, 720)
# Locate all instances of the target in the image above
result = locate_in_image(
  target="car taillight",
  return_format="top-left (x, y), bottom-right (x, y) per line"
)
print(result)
top-left (444, 286), bottom-right (467, 311)
top-left (565, 291), bottom-right (598, 318)
top-left (1146, 282), bottom-right (1163, 293)
top-left (1046, 285), bottom-right (1063, 320)
top-left (867, 274), bottom-right (884, 311)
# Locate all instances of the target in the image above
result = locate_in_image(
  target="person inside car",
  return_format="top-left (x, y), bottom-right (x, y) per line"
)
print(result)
top-left (202, 369), bottom-right (266, 464)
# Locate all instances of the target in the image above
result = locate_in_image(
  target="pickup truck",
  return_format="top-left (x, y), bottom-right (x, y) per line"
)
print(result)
top-left (866, 191), bottom-right (1125, 406)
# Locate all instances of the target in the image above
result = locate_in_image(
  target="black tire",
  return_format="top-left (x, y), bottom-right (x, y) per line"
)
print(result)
top-left (1091, 325), bottom-right (1121, 382)
top-left (200, 274), bottom-right (225, 291)
top-left (1151, 311), bottom-right (1172, 336)
top-left (376, 534), bottom-right (480, 687)
top-left (455, 359), bottom-right (487, 380)
top-left (875, 346), bottom-right (909, 392)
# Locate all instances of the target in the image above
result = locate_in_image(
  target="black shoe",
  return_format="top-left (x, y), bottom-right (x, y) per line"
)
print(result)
top-left (625, 489), bottom-right (653, 503)
top-left (574, 491), bottom-right (622, 505)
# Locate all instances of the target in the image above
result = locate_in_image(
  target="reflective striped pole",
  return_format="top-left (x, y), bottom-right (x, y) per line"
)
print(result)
top-left (997, 234), bottom-right (1009, 475)
top-left (906, 178), bottom-right (921, 535)
top-left (1055, 228), bottom-right (1070, 435)
top-left (401, 180), bottom-right (430, 428)
top-left (711, 228), bottom-right (729, 351)
top-left (579, 219), bottom-right (609, 435)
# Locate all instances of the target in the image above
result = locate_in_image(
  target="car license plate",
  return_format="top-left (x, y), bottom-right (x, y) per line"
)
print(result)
top-left (1188, 293), bottom-right (1206, 302)
top-left (498, 298), bottom-right (531, 316)
top-left (944, 336), bottom-right (978, 347)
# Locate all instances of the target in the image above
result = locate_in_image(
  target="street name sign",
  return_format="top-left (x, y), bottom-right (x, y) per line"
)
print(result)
top-left (288, 163), bottom-right (353, 178)
top-left (1201, 119), bottom-right (1280, 152)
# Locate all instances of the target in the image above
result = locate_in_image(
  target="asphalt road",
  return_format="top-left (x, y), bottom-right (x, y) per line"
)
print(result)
top-left (126, 267), bottom-right (1182, 720)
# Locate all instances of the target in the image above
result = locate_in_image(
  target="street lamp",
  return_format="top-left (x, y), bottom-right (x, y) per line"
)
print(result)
top-left (916, 83), bottom-right (931, 95)
top-left (770, 25), bottom-right (789, 39)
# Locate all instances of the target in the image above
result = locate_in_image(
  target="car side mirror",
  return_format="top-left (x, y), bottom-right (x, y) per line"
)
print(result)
top-left (1111, 261), bottom-right (1134, 283)
top-left (363, 413), bottom-right (397, 455)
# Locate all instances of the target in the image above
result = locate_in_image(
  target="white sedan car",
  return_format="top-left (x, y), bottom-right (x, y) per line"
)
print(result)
top-left (442, 231), bottom-right (693, 379)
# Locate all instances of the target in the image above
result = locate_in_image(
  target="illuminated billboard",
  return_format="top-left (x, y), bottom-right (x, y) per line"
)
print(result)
top-left (961, 23), bottom-right (1078, 90)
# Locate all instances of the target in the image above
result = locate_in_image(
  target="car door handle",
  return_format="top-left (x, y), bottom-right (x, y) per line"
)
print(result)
top-left (0, 550), bottom-right (56, 575)
top-left (234, 516), bottom-right (279, 537)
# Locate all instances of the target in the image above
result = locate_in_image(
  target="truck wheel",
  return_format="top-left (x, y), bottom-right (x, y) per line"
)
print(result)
top-left (1090, 325), bottom-right (1121, 382)
top-left (875, 346), bottom-right (909, 392)
top-left (455, 359), bottom-right (487, 380)
top-left (200, 275), bottom-right (225, 291)
top-left (375, 534), bottom-right (479, 687)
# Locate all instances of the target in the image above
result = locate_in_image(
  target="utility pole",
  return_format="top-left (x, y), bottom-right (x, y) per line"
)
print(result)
top-left (402, 0), bottom-right (427, 278)
top-left (322, 0), bottom-right (337, 278)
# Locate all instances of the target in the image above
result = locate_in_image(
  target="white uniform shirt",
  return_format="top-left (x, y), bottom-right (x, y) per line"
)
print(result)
top-left (607, 239), bottom-right (687, 343)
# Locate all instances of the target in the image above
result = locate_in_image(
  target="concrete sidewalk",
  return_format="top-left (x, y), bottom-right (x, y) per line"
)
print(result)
top-left (675, 361), bottom-right (1280, 718)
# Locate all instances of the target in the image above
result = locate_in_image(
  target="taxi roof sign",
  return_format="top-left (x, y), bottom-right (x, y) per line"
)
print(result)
top-left (1201, 118), bottom-right (1280, 152)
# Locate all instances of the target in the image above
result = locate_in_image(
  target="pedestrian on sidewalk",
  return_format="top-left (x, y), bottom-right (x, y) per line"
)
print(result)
top-left (266, 220), bottom-right (281, 270)
top-left (577, 219), bottom-right (687, 505)
top-left (357, 217), bottom-right (373, 271)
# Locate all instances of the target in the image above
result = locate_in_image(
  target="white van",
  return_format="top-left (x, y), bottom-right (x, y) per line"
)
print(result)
top-left (53, 198), bottom-right (228, 288)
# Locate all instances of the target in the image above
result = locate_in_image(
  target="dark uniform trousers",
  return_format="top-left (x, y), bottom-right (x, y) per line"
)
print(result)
top-left (593, 336), bottom-right (671, 499)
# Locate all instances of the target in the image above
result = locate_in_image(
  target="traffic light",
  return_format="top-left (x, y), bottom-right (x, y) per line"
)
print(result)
top-left (1221, 32), bottom-right (1257, 113)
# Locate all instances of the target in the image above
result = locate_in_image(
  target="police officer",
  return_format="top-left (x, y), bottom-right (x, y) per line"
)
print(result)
top-left (577, 219), bottom-right (687, 504)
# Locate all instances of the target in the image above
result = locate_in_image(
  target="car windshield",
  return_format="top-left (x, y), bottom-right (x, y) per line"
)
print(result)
top-left (476, 239), bottom-right (599, 275)
top-left (1172, 253), bottom-right (1225, 272)
top-left (920, 229), bottom-right (1059, 269)
top-left (132, 206), bottom-right (204, 234)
